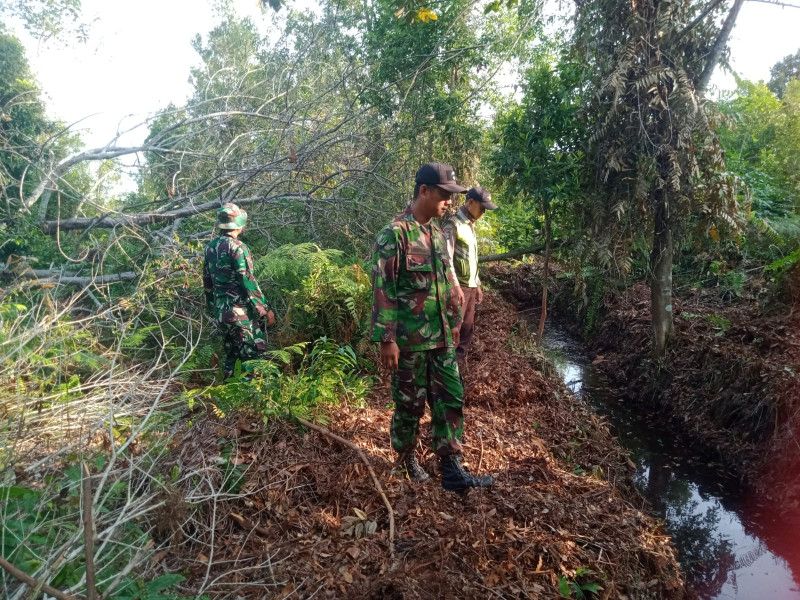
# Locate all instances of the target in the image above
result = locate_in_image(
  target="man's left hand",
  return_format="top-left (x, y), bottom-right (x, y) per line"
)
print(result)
top-left (456, 286), bottom-right (465, 307)
top-left (477, 286), bottom-right (483, 304)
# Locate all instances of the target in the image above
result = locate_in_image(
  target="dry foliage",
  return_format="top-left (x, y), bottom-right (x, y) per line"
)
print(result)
top-left (159, 294), bottom-right (685, 599)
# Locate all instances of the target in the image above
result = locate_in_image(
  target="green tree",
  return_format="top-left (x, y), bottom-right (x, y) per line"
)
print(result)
top-left (489, 52), bottom-right (584, 341)
top-left (768, 49), bottom-right (800, 100)
top-left (0, 27), bottom-right (51, 216)
top-left (574, 0), bottom-right (742, 359)
top-left (0, 0), bottom-right (90, 43)
top-left (718, 79), bottom-right (793, 218)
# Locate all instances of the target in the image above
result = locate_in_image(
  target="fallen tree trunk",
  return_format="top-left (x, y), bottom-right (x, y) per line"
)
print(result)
top-left (24, 270), bottom-right (141, 286)
top-left (40, 193), bottom-right (308, 233)
top-left (478, 243), bottom-right (546, 264)
top-left (11, 267), bottom-right (192, 287)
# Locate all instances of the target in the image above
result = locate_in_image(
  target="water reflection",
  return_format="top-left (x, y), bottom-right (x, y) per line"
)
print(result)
top-left (541, 326), bottom-right (800, 599)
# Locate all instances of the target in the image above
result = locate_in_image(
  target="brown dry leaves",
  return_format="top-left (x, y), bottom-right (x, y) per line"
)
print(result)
top-left (161, 293), bottom-right (685, 599)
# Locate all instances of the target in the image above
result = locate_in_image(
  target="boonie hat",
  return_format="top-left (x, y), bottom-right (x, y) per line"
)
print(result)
top-left (415, 162), bottom-right (468, 194)
top-left (217, 203), bottom-right (247, 230)
top-left (466, 186), bottom-right (498, 210)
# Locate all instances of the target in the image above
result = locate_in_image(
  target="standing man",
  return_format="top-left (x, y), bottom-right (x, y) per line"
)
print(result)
top-left (203, 203), bottom-right (275, 379)
top-left (443, 186), bottom-right (497, 363)
top-left (371, 163), bottom-right (494, 492)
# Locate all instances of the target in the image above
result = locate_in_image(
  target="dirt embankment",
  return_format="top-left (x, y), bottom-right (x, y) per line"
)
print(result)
top-left (160, 294), bottom-right (686, 599)
top-left (489, 262), bottom-right (800, 526)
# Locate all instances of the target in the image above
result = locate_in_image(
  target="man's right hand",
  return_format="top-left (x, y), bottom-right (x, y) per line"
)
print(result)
top-left (256, 305), bottom-right (276, 326)
top-left (380, 341), bottom-right (400, 371)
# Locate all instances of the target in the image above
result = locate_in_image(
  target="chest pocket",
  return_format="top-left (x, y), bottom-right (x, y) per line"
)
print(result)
top-left (404, 253), bottom-right (434, 290)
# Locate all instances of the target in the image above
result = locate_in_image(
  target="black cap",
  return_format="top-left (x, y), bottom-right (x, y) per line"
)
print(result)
top-left (466, 186), bottom-right (497, 210)
top-left (415, 162), bottom-right (468, 194)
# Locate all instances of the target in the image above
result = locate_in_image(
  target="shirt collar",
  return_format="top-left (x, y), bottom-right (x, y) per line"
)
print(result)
top-left (401, 206), bottom-right (441, 231)
top-left (458, 205), bottom-right (476, 224)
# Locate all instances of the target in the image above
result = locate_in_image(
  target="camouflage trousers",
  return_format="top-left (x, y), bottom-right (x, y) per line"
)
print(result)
top-left (390, 347), bottom-right (464, 457)
top-left (220, 320), bottom-right (267, 378)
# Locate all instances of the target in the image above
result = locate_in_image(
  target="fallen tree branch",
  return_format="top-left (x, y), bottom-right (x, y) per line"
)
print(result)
top-left (0, 555), bottom-right (81, 600)
top-left (41, 194), bottom-right (302, 233)
top-left (295, 417), bottom-right (395, 558)
top-left (81, 462), bottom-right (97, 600)
top-left (478, 243), bottom-right (546, 263)
top-left (9, 265), bottom-right (193, 288)
top-left (27, 270), bottom-right (141, 286)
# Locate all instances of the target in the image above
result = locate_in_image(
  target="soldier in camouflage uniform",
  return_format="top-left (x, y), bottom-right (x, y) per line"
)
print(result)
top-left (371, 162), bottom-right (494, 492)
top-left (203, 203), bottom-right (275, 379)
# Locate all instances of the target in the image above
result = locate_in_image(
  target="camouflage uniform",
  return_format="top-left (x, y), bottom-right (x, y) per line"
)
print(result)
top-left (371, 207), bottom-right (465, 457)
top-left (203, 204), bottom-right (271, 378)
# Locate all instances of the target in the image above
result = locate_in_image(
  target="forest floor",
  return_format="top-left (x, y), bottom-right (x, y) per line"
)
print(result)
top-left (489, 262), bottom-right (800, 531)
top-left (161, 294), bottom-right (687, 599)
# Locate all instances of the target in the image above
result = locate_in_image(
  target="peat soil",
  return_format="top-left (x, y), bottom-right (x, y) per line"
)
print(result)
top-left (161, 294), bottom-right (686, 599)
top-left (488, 262), bottom-right (800, 578)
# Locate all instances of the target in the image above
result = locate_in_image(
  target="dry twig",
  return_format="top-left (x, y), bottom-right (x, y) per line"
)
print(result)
top-left (0, 555), bottom-right (81, 600)
top-left (81, 462), bottom-right (98, 600)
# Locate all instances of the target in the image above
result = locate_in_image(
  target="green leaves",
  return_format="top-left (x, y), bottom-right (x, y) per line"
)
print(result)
top-left (484, 0), bottom-right (519, 13)
top-left (488, 52), bottom-right (585, 253)
top-left (558, 569), bottom-right (601, 598)
top-left (558, 576), bottom-right (572, 597)
top-left (198, 337), bottom-right (370, 423)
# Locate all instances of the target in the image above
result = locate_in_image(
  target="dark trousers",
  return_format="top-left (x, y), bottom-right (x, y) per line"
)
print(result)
top-left (456, 287), bottom-right (478, 360)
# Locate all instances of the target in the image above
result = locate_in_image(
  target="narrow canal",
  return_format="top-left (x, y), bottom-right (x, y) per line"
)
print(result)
top-left (540, 325), bottom-right (800, 599)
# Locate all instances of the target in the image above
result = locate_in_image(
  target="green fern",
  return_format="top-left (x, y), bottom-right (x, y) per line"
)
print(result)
top-left (750, 214), bottom-right (785, 246)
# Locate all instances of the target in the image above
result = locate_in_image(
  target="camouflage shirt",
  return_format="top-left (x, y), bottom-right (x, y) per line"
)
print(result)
top-left (370, 207), bottom-right (462, 351)
top-left (202, 233), bottom-right (269, 324)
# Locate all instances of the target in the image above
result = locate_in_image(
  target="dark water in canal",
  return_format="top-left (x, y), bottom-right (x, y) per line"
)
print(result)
top-left (540, 325), bottom-right (800, 600)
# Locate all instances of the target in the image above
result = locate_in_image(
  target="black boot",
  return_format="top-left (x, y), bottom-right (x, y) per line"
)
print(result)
top-left (401, 452), bottom-right (430, 483)
top-left (441, 454), bottom-right (494, 492)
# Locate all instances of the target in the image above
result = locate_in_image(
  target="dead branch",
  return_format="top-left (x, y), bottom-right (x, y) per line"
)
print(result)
top-left (0, 555), bottom-right (81, 600)
top-left (81, 462), bottom-right (98, 600)
top-left (295, 417), bottom-right (395, 558)
top-left (8, 264), bottom-right (196, 288)
top-left (675, 0), bottom-right (727, 40)
top-left (40, 193), bottom-right (306, 233)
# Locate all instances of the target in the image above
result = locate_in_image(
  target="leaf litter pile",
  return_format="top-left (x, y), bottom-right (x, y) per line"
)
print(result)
top-left (163, 294), bottom-right (685, 599)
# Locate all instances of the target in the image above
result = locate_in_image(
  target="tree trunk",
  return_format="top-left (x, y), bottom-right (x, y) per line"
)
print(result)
top-left (696, 0), bottom-right (745, 94)
top-left (536, 202), bottom-right (552, 345)
top-left (37, 188), bottom-right (53, 223)
top-left (651, 188), bottom-right (674, 359)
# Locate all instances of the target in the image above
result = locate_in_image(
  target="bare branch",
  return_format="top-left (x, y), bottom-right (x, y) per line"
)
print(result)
top-left (746, 0), bottom-right (800, 7)
top-left (81, 463), bottom-right (98, 600)
top-left (675, 0), bottom-right (727, 40)
top-left (41, 193), bottom-right (307, 233)
top-left (697, 0), bottom-right (746, 93)
top-left (0, 555), bottom-right (80, 600)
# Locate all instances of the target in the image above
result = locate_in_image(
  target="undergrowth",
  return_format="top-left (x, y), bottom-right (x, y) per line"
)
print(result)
top-left (0, 241), bottom-right (374, 599)
top-left (194, 337), bottom-right (372, 423)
